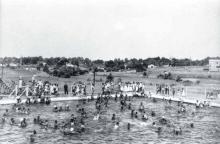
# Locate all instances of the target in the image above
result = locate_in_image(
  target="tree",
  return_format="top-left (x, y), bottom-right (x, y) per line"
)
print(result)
top-left (43, 65), bottom-right (50, 73)
top-left (57, 58), bottom-right (68, 66)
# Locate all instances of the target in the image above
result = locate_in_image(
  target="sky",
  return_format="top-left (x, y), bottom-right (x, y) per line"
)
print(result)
top-left (0, 0), bottom-right (220, 60)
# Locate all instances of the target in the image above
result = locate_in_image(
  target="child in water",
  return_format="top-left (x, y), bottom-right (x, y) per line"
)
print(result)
top-left (114, 122), bottom-right (119, 130)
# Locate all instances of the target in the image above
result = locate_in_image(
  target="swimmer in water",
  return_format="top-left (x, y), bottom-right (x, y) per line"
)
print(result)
top-left (139, 102), bottom-right (144, 112)
top-left (195, 100), bottom-right (200, 108)
top-left (93, 114), bottom-right (100, 120)
top-left (131, 110), bottom-right (134, 118)
top-left (10, 118), bottom-right (15, 125)
top-left (1, 117), bottom-right (6, 124)
top-left (152, 98), bottom-right (157, 103)
top-left (53, 105), bottom-right (58, 112)
top-left (54, 120), bottom-right (58, 129)
top-left (65, 104), bottom-right (70, 111)
top-left (120, 105), bottom-right (124, 112)
top-left (151, 111), bottom-right (156, 117)
top-left (114, 122), bottom-right (119, 130)
top-left (33, 130), bottom-right (37, 135)
top-left (20, 118), bottom-right (27, 127)
top-left (30, 130), bottom-right (36, 143)
top-left (70, 127), bottom-right (74, 132)
top-left (30, 135), bottom-right (35, 143)
top-left (127, 123), bottom-right (130, 130)
top-left (135, 112), bottom-right (138, 118)
top-left (37, 115), bottom-right (41, 123)
top-left (156, 127), bottom-right (162, 134)
top-left (115, 94), bottom-right (118, 102)
top-left (159, 116), bottom-right (167, 125)
top-left (128, 103), bottom-right (132, 110)
top-left (59, 106), bottom-right (63, 112)
top-left (112, 114), bottom-right (116, 121)
top-left (152, 122), bottom-right (156, 127)
top-left (190, 123), bottom-right (194, 128)
top-left (3, 109), bottom-right (9, 117)
top-left (142, 112), bottom-right (148, 121)
top-left (169, 98), bottom-right (172, 104)
top-left (174, 127), bottom-right (182, 135)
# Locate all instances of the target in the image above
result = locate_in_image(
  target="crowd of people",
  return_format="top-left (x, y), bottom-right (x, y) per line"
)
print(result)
top-left (71, 82), bottom-right (87, 96)
top-left (0, 75), bottom-right (212, 143)
top-left (119, 82), bottom-right (145, 93)
top-left (156, 84), bottom-right (186, 97)
top-left (32, 80), bottom-right (59, 96)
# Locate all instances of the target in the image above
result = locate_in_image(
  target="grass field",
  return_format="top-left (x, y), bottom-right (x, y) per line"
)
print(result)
top-left (1, 66), bottom-right (220, 103)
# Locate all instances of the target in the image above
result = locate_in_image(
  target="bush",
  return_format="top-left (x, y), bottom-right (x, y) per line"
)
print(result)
top-left (183, 80), bottom-right (193, 86)
top-left (164, 72), bottom-right (172, 79)
top-left (64, 73), bottom-right (71, 78)
top-left (157, 74), bottom-right (164, 79)
top-left (196, 80), bottom-right (200, 85)
top-left (157, 72), bottom-right (173, 80)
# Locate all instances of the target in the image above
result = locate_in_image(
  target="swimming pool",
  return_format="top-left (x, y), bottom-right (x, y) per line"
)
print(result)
top-left (0, 96), bottom-right (220, 144)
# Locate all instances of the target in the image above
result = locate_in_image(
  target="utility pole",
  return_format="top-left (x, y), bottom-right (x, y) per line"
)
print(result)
top-left (1, 58), bottom-right (5, 79)
top-left (93, 67), bottom-right (97, 86)
top-left (1, 64), bottom-right (3, 79)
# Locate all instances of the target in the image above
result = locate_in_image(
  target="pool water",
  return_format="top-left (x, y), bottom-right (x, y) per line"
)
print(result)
top-left (0, 96), bottom-right (220, 144)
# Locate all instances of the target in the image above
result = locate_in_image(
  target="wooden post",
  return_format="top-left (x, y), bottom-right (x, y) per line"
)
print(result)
top-left (26, 85), bottom-right (29, 97)
top-left (15, 85), bottom-right (18, 96)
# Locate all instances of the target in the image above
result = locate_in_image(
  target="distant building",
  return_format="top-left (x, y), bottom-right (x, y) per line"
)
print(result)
top-left (162, 64), bottom-right (170, 67)
top-left (23, 65), bottom-right (37, 71)
top-left (9, 63), bottom-right (18, 67)
top-left (209, 59), bottom-right (220, 72)
top-left (66, 63), bottom-right (75, 68)
top-left (0, 64), bottom-right (6, 67)
top-left (148, 64), bottom-right (156, 69)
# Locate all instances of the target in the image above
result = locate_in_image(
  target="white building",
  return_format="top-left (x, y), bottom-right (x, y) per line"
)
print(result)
top-left (148, 64), bottom-right (156, 69)
top-left (9, 63), bottom-right (18, 67)
top-left (209, 59), bottom-right (220, 72)
top-left (66, 63), bottom-right (75, 68)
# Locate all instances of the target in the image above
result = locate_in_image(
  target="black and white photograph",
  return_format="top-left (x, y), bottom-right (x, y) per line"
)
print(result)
top-left (0, 0), bottom-right (220, 143)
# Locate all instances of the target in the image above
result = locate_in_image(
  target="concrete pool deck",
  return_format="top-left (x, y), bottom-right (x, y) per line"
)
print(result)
top-left (0, 92), bottom-right (220, 108)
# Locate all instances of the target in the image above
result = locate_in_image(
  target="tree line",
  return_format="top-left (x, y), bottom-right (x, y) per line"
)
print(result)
top-left (0, 56), bottom-right (216, 68)
top-left (0, 56), bottom-right (218, 78)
